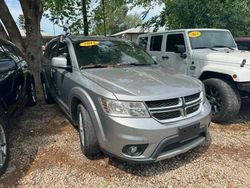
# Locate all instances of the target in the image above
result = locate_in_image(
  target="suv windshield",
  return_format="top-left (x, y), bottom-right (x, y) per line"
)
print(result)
top-left (189, 30), bottom-right (236, 49)
top-left (73, 40), bottom-right (155, 68)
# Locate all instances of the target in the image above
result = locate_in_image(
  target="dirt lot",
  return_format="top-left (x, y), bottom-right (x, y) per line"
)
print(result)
top-left (0, 99), bottom-right (249, 188)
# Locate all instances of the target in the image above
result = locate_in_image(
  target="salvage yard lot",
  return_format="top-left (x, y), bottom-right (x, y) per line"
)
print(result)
top-left (0, 99), bottom-right (249, 187)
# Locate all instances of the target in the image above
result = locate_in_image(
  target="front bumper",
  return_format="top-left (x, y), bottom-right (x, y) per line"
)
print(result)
top-left (237, 82), bottom-right (250, 93)
top-left (98, 100), bottom-right (211, 163)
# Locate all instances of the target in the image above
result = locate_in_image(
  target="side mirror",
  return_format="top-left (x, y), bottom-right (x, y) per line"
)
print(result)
top-left (174, 45), bottom-right (187, 59)
top-left (174, 45), bottom-right (186, 54)
top-left (52, 56), bottom-right (71, 70)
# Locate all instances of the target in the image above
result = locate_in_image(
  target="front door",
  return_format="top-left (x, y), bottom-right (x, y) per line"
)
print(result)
top-left (161, 33), bottom-right (189, 74)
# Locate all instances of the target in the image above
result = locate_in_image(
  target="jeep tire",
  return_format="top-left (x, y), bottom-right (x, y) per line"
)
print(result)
top-left (203, 78), bottom-right (241, 123)
top-left (77, 104), bottom-right (100, 158)
top-left (0, 107), bottom-right (9, 176)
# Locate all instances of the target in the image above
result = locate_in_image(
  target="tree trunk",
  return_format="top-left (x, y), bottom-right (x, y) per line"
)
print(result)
top-left (20, 0), bottom-right (43, 92)
top-left (0, 22), bottom-right (9, 40)
top-left (81, 0), bottom-right (89, 36)
top-left (0, 1), bottom-right (25, 52)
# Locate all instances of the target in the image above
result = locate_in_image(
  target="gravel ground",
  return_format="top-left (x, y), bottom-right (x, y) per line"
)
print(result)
top-left (0, 99), bottom-right (249, 188)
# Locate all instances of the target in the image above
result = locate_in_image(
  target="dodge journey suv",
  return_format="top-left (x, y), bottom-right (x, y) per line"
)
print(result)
top-left (41, 35), bottom-right (211, 163)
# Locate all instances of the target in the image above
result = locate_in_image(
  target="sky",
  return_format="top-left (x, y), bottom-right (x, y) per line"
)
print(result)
top-left (5, 0), bottom-right (163, 36)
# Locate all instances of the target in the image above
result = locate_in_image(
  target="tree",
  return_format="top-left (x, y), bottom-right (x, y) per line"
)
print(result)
top-left (92, 0), bottom-right (142, 35)
top-left (43, 0), bottom-right (90, 35)
top-left (0, 0), bottom-right (43, 90)
top-left (17, 14), bottom-right (25, 30)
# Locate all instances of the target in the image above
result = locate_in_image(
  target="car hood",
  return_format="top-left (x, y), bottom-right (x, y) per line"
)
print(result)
top-left (193, 49), bottom-right (250, 66)
top-left (81, 66), bottom-right (201, 101)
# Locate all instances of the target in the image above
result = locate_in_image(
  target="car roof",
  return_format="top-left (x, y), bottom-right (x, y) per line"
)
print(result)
top-left (139, 28), bottom-right (230, 36)
top-left (235, 37), bottom-right (250, 42)
top-left (69, 35), bottom-right (129, 43)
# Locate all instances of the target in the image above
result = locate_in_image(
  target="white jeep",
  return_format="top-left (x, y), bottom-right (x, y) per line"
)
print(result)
top-left (138, 29), bottom-right (250, 122)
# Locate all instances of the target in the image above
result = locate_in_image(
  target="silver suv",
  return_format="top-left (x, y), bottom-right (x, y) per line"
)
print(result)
top-left (40, 36), bottom-right (211, 163)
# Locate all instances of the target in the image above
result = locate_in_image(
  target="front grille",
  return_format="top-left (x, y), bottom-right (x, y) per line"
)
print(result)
top-left (184, 93), bottom-right (200, 103)
top-left (186, 104), bottom-right (200, 115)
top-left (146, 92), bottom-right (202, 122)
top-left (153, 110), bottom-right (181, 120)
top-left (146, 98), bottom-right (179, 108)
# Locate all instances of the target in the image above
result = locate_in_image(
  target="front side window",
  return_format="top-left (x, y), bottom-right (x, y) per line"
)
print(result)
top-left (189, 30), bottom-right (236, 49)
top-left (166, 34), bottom-right (186, 52)
top-left (73, 40), bottom-right (155, 68)
top-left (1, 43), bottom-right (20, 62)
top-left (236, 41), bottom-right (250, 50)
top-left (150, 35), bottom-right (163, 51)
top-left (138, 36), bottom-right (148, 50)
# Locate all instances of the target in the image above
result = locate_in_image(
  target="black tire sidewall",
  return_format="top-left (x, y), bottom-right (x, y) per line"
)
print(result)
top-left (42, 80), bottom-right (54, 104)
top-left (77, 104), bottom-right (99, 157)
top-left (203, 78), bottom-right (241, 122)
top-left (0, 108), bottom-right (9, 176)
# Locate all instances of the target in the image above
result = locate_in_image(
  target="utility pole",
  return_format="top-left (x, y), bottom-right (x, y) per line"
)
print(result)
top-left (102, 0), bottom-right (106, 36)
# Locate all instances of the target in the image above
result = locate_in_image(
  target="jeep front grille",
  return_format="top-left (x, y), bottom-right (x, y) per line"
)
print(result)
top-left (145, 92), bottom-right (202, 122)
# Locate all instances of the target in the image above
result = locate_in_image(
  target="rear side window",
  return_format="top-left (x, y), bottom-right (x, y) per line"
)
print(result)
top-left (138, 36), bottom-right (148, 50)
top-left (166, 34), bottom-right (186, 52)
top-left (236, 41), bottom-right (250, 50)
top-left (150, 35), bottom-right (163, 51)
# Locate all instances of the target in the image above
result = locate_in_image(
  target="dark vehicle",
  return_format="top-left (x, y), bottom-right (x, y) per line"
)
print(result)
top-left (0, 39), bottom-right (37, 175)
top-left (235, 37), bottom-right (250, 51)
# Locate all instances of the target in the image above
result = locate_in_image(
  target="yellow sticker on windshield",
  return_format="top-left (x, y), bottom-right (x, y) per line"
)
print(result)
top-left (188, 31), bottom-right (201, 38)
top-left (80, 41), bottom-right (100, 47)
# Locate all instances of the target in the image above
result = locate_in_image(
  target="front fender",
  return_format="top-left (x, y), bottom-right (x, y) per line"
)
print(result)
top-left (68, 87), bottom-right (107, 143)
top-left (201, 64), bottom-right (250, 82)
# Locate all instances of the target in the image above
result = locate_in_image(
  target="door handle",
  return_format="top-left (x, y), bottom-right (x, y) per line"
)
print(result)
top-left (162, 56), bottom-right (169, 59)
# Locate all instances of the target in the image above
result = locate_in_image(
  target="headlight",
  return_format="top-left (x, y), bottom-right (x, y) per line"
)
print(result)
top-left (201, 83), bottom-right (206, 104)
top-left (99, 97), bottom-right (150, 117)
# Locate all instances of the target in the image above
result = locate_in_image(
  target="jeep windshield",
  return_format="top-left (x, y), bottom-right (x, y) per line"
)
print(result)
top-left (189, 30), bottom-right (236, 50)
top-left (73, 40), bottom-right (155, 69)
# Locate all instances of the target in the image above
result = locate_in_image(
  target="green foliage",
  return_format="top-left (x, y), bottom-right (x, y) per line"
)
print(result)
top-left (92, 0), bottom-right (142, 35)
top-left (17, 14), bottom-right (25, 30)
top-left (164, 0), bottom-right (250, 36)
top-left (43, 0), bottom-right (90, 34)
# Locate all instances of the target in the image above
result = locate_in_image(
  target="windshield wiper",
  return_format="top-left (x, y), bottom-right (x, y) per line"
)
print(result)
top-left (80, 64), bottom-right (108, 69)
top-left (193, 47), bottom-right (218, 51)
top-left (212, 45), bottom-right (235, 50)
top-left (127, 63), bottom-right (152, 66)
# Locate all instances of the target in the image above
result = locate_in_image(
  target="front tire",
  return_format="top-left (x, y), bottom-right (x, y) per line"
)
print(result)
top-left (27, 77), bottom-right (37, 106)
top-left (203, 78), bottom-right (241, 123)
top-left (77, 104), bottom-right (100, 158)
top-left (0, 107), bottom-right (9, 176)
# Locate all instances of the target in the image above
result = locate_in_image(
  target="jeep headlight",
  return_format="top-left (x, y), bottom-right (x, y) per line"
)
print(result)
top-left (99, 97), bottom-right (150, 117)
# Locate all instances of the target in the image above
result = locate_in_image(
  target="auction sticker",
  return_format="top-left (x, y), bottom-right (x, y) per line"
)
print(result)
top-left (188, 31), bottom-right (201, 38)
top-left (80, 41), bottom-right (100, 47)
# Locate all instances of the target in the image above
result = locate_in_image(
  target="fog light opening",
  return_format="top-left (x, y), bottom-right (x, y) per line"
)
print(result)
top-left (122, 144), bottom-right (148, 157)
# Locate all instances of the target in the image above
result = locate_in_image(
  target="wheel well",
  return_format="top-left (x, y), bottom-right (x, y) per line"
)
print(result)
top-left (199, 71), bottom-right (236, 85)
top-left (71, 97), bottom-right (82, 125)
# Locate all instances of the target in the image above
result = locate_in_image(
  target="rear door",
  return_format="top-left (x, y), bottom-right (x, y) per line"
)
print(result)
top-left (162, 33), bottom-right (188, 74)
top-left (147, 34), bottom-right (164, 64)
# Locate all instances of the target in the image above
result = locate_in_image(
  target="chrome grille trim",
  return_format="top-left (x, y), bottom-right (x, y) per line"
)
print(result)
top-left (146, 92), bottom-right (202, 123)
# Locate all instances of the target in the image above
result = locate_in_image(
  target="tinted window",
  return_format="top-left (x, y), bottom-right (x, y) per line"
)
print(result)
top-left (236, 41), bottom-right (250, 50)
top-left (1, 43), bottom-right (20, 62)
top-left (138, 36), bottom-right (148, 50)
top-left (150, 35), bottom-right (163, 51)
top-left (166, 34), bottom-right (186, 52)
top-left (74, 40), bottom-right (155, 67)
top-left (49, 41), bottom-right (58, 59)
top-left (57, 42), bottom-right (71, 66)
